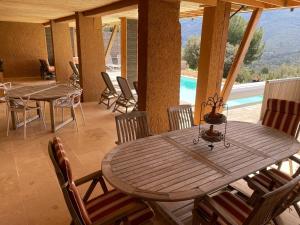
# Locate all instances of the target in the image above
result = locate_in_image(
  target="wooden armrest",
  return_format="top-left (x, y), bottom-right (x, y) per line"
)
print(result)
top-left (244, 176), bottom-right (270, 194)
top-left (74, 170), bottom-right (104, 186)
top-left (204, 196), bottom-right (240, 225)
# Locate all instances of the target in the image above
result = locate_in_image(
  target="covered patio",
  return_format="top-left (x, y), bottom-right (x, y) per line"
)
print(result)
top-left (1, 0), bottom-right (300, 225)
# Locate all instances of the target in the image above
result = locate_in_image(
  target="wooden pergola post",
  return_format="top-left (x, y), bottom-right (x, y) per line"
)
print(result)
top-left (105, 25), bottom-right (118, 60)
top-left (50, 21), bottom-right (73, 82)
top-left (194, 1), bottom-right (231, 124)
top-left (221, 8), bottom-right (263, 104)
top-left (75, 12), bottom-right (106, 102)
top-left (138, 0), bottom-right (181, 133)
top-left (120, 17), bottom-right (127, 78)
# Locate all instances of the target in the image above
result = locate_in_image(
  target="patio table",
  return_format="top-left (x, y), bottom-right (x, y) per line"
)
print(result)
top-left (6, 83), bottom-right (80, 132)
top-left (102, 121), bottom-right (300, 202)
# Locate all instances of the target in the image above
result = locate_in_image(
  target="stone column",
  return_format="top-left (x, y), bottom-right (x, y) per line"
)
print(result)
top-left (194, 1), bottom-right (231, 124)
top-left (50, 21), bottom-right (73, 82)
top-left (75, 12), bottom-right (106, 102)
top-left (138, 0), bottom-right (181, 133)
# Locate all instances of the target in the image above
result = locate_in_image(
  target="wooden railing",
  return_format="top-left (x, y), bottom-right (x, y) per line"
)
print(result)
top-left (260, 77), bottom-right (300, 120)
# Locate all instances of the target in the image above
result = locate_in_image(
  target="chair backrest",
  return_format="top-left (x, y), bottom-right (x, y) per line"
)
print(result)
top-left (262, 98), bottom-right (300, 138)
top-left (48, 138), bottom-right (92, 225)
top-left (0, 82), bottom-right (11, 99)
top-left (167, 105), bottom-right (194, 131)
top-left (69, 61), bottom-right (79, 76)
top-left (133, 81), bottom-right (138, 96)
top-left (244, 176), bottom-right (300, 225)
top-left (117, 76), bottom-right (134, 100)
top-left (115, 111), bottom-right (151, 144)
top-left (101, 72), bottom-right (117, 94)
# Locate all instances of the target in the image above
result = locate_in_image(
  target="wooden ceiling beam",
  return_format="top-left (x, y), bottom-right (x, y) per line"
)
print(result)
top-left (183, 0), bottom-right (275, 8)
top-left (255, 0), bottom-right (300, 6)
top-left (83, 0), bottom-right (138, 17)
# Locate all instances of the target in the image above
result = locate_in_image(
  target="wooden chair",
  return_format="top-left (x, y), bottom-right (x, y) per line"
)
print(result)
top-left (6, 96), bottom-right (46, 139)
top-left (115, 111), bottom-right (151, 145)
top-left (192, 176), bottom-right (300, 225)
top-left (99, 72), bottom-right (119, 109)
top-left (48, 137), bottom-right (154, 225)
top-left (54, 89), bottom-right (85, 132)
top-left (39, 59), bottom-right (55, 80)
top-left (113, 76), bottom-right (136, 114)
top-left (262, 98), bottom-right (300, 173)
top-left (167, 104), bottom-right (194, 131)
top-left (245, 155), bottom-right (300, 217)
top-left (262, 98), bottom-right (300, 138)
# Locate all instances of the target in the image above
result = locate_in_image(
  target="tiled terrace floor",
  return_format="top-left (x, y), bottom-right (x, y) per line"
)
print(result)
top-left (0, 82), bottom-right (298, 225)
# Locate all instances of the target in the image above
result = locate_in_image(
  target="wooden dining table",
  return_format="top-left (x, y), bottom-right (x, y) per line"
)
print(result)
top-left (102, 121), bottom-right (300, 224)
top-left (6, 83), bottom-right (80, 132)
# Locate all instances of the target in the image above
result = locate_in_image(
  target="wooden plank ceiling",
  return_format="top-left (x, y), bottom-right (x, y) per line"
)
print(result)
top-left (0, 0), bottom-right (299, 24)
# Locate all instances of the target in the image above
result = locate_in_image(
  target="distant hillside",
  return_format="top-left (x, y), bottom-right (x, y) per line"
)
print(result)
top-left (180, 9), bottom-right (300, 61)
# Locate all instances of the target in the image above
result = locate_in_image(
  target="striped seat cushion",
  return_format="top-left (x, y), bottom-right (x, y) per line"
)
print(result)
top-left (250, 169), bottom-right (293, 190)
top-left (86, 189), bottom-right (154, 225)
top-left (262, 99), bottom-right (300, 136)
top-left (197, 192), bottom-right (252, 225)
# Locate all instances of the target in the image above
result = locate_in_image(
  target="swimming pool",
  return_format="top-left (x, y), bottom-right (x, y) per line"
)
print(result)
top-left (180, 76), bottom-right (263, 108)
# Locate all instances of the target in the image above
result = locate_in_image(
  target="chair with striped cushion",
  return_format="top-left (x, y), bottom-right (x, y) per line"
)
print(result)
top-left (262, 98), bottom-right (300, 138)
top-left (193, 175), bottom-right (300, 225)
top-left (245, 155), bottom-right (300, 217)
top-left (262, 98), bottom-right (300, 173)
top-left (167, 105), bottom-right (194, 131)
top-left (48, 137), bottom-right (154, 225)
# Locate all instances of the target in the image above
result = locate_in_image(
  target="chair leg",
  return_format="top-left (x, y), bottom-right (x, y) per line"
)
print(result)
top-left (6, 108), bottom-right (10, 137)
top-left (23, 110), bottom-right (27, 139)
top-left (72, 107), bottom-right (79, 132)
top-left (289, 159), bottom-right (294, 176)
top-left (192, 209), bottom-right (201, 225)
top-left (79, 103), bottom-right (85, 125)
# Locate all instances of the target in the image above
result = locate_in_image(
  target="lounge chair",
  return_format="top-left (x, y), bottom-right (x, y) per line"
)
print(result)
top-left (99, 72), bottom-right (119, 109)
top-left (69, 61), bottom-right (80, 88)
top-left (167, 104), bottom-right (194, 131)
top-left (113, 76), bottom-right (136, 113)
top-left (48, 137), bottom-right (154, 225)
top-left (39, 59), bottom-right (55, 80)
top-left (115, 111), bottom-right (151, 145)
top-left (133, 81), bottom-right (138, 110)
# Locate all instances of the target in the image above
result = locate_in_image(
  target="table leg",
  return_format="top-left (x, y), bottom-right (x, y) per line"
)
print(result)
top-left (10, 99), bottom-right (17, 130)
top-left (36, 101), bottom-right (41, 118)
top-left (49, 100), bottom-right (56, 132)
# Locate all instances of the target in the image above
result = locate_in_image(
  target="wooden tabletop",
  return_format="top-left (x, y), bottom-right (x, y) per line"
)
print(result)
top-left (6, 83), bottom-right (80, 101)
top-left (102, 121), bottom-right (300, 202)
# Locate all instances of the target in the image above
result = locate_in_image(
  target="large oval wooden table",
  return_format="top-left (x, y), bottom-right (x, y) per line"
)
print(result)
top-left (6, 84), bottom-right (80, 132)
top-left (102, 121), bottom-right (300, 203)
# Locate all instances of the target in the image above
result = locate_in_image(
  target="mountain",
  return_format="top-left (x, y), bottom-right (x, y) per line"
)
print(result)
top-left (180, 9), bottom-right (300, 59)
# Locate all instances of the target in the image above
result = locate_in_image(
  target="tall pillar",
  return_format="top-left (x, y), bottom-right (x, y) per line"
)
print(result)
top-left (50, 21), bottom-right (73, 82)
top-left (120, 17), bottom-right (127, 78)
top-left (194, 1), bottom-right (231, 124)
top-left (75, 12), bottom-right (106, 102)
top-left (138, 0), bottom-right (181, 133)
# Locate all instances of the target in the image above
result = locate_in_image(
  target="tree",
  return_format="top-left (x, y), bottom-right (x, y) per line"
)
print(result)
top-left (183, 36), bottom-right (200, 70)
top-left (228, 16), bottom-right (265, 65)
top-left (223, 43), bottom-right (236, 78)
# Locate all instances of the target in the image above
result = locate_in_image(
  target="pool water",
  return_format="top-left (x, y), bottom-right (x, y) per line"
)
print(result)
top-left (180, 76), bottom-right (263, 108)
